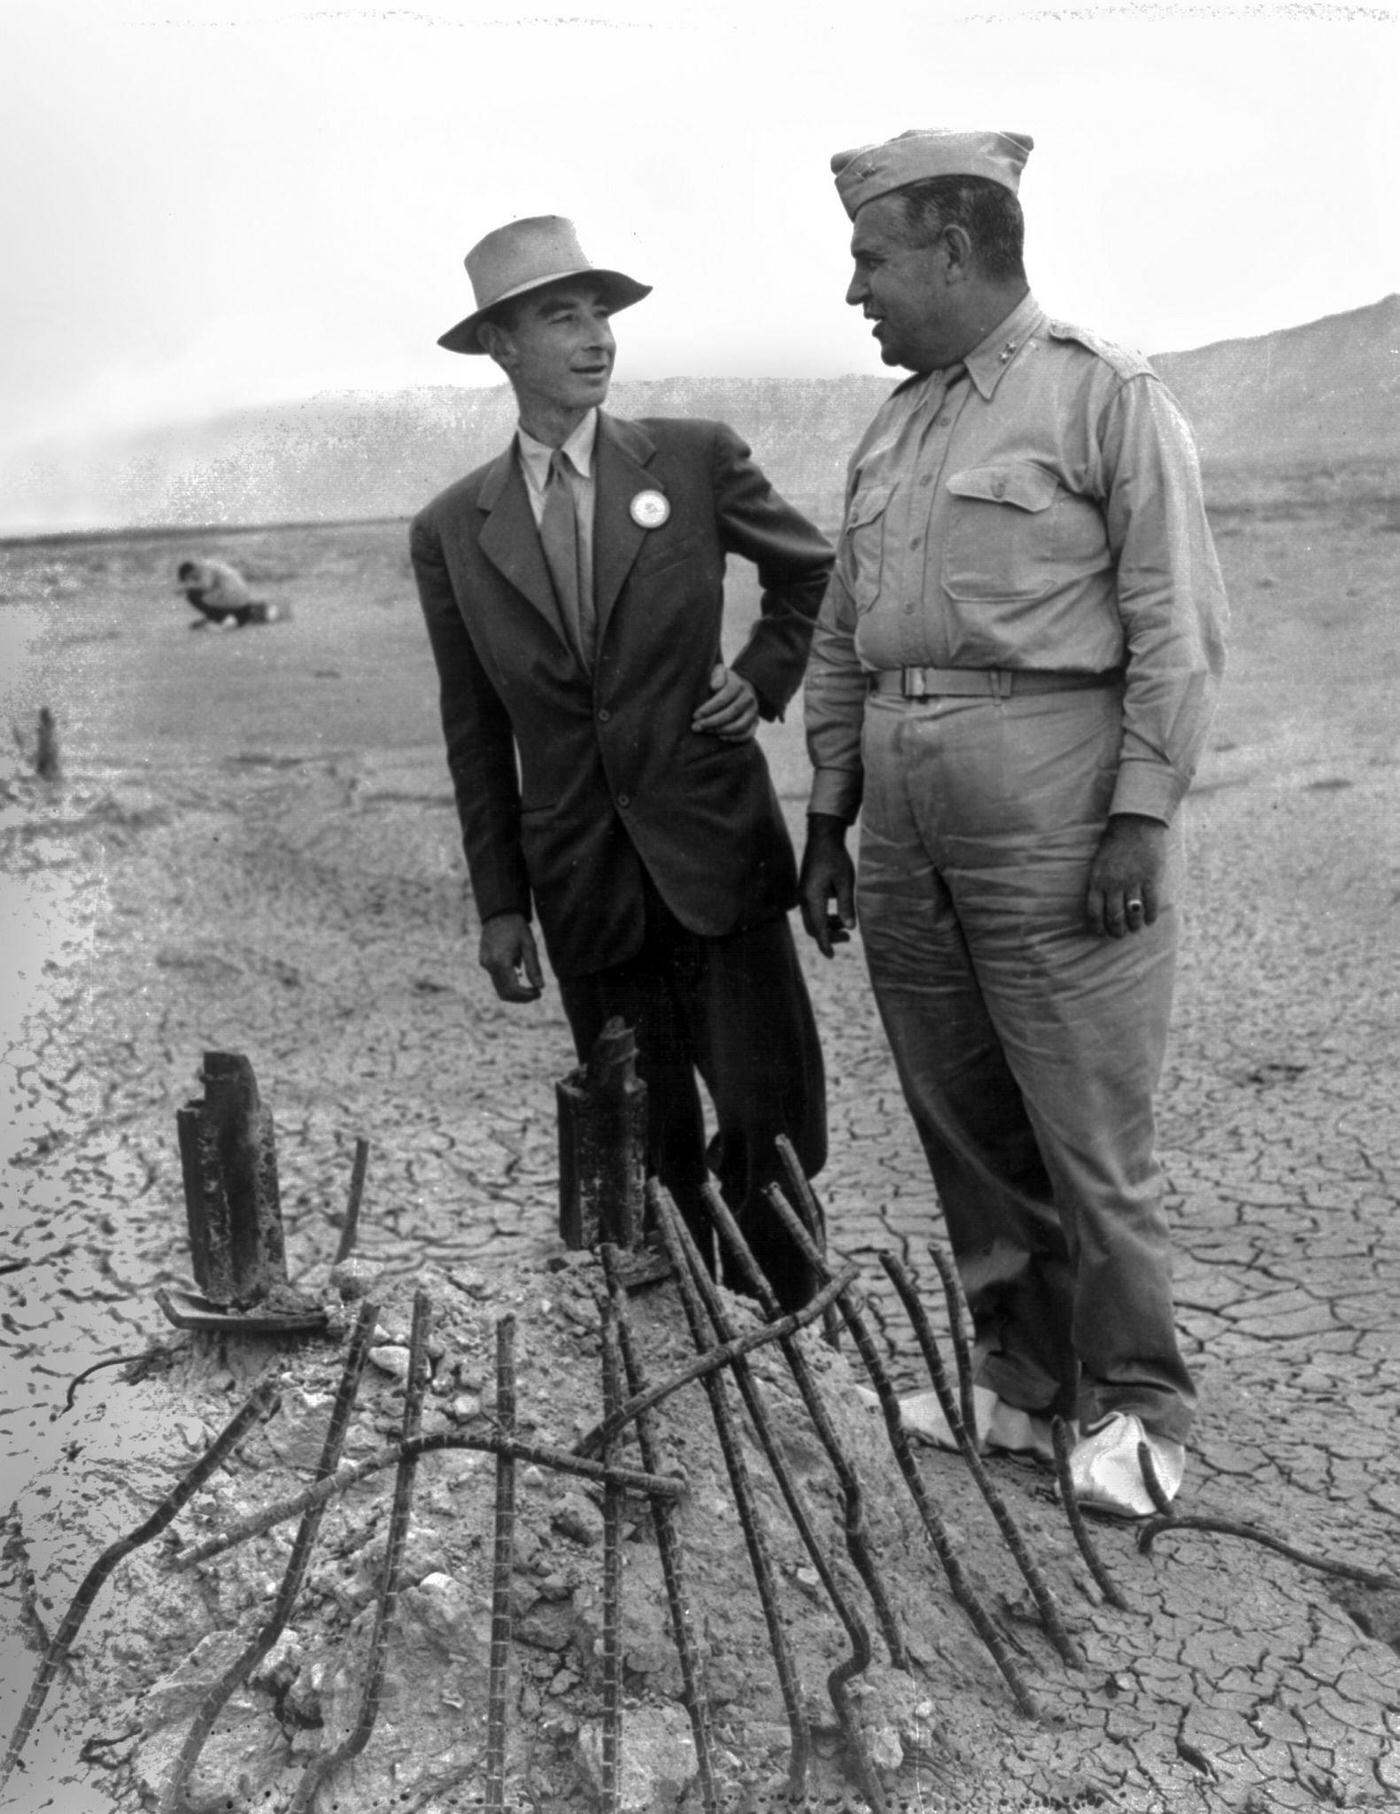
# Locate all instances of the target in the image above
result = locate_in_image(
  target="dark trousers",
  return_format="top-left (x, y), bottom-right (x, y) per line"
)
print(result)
top-left (558, 883), bottom-right (827, 1311)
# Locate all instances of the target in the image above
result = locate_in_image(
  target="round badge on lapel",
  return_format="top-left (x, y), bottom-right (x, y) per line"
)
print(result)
top-left (629, 489), bottom-right (670, 529)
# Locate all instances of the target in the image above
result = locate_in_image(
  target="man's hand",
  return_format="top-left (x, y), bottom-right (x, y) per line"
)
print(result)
top-left (692, 663), bottom-right (759, 742)
top-left (1086, 814), bottom-right (1167, 939)
top-left (479, 911), bottom-right (545, 1002)
top-left (799, 814), bottom-right (857, 957)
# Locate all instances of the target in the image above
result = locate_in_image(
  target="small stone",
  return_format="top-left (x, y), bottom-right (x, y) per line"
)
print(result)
top-left (250, 1630), bottom-right (303, 1693)
top-left (263, 1389), bottom-right (336, 1469)
top-left (401, 1572), bottom-right (487, 1658)
top-left (868, 1724), bottom-right (904, 1769)
top-left (552, 1493), bottom-right (604, 1546)
top-left (516, 1597), bottom-right (577, 1652)
top-left (369, 1345), bottom-right (411, 1381)
top-left (578, 1704), bottom-right (698, 1810)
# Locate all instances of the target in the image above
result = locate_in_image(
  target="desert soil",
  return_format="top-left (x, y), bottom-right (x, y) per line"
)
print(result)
top-left (0, 462), bottom-right (1398, 1813)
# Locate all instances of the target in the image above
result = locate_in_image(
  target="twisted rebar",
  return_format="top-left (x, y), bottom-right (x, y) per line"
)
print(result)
top-left (600, 1245), bottom-right (720, 1814)
top-left (763, 1186), bottom-right (1041, 1721)
top-left (774, 1134), bottom-right (842, 1351)
top-left (573, 1262), bottom-right (859, 1462)
top-left (599, 1303), bottom-right (625, 1814)
top-left (287, 1291), bottom-right (433, 1813)
top-left (334, 1136), bottom-right (371, 1264)
top-left (1137, 1511), bottom-right (1400, 1588)
top-left (1050, 1416), bottom-right (1130, 1611)
top-left (162, 1302), bottom-right (379, 1812)
top-left (925, 1244), bottom-right (979, 1454)
top-left (700, 1181), bottom-right (907, 1675)
top-left (173, 1428), bottom-right (683, 1572)
top-left (485, 1315), bottom-right (517, 1814)
top-left (881, 1252), bottom-right (1081, 1668)
top-left (1137, 1441), bottom-right (1175, 1517)
top-left (654, 1187), bottom-right (813, 1796)
top-left (0, 1380), bottom-right (279, 1795)
top-left (683, 1190), bottom-right (886, 1811)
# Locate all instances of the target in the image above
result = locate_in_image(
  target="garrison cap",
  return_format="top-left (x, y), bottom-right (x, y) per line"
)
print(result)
top-left (831, 129), bottom-right (1033, 218)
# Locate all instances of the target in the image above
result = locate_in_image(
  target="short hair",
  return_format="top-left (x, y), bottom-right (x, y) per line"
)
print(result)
top-left (890, 175), bottom-right (1026, 285)
top-left (480, 296), bottom-right (524, 340)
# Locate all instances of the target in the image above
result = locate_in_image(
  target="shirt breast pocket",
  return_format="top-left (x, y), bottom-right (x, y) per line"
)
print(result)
top-left (840, 484), bottom-right (893, 614)
top-left (942, 463), bottom-right (1064, 603)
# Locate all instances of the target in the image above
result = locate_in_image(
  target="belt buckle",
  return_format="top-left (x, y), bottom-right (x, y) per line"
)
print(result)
top-left (901, 667), bottom-right (928, 700)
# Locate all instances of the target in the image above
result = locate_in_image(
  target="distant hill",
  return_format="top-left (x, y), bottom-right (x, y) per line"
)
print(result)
top-left (1151, 294), bottom-right (1400, 467)
top-left (4, 297), bottom-right (1395, 535)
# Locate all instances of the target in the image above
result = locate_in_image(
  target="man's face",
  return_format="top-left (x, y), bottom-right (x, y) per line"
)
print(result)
top-left (846, 194), bottom-right (954, 374)
top-left (487, 277), bottom-right (616, 417)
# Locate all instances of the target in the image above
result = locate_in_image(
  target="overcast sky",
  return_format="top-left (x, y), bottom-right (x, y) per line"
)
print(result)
top-left (3, 0), bottom-right (1396, 464)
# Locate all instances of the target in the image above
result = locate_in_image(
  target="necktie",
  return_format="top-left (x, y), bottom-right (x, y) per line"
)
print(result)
top-left (540, 450), bottom-right (594, 666)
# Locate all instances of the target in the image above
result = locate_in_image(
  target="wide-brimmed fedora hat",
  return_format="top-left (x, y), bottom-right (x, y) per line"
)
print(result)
top-left (437, 215), bottom-right (651, 355)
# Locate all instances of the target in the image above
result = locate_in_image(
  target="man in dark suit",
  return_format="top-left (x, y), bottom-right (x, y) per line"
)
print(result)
top-left (410, 216), bottom-right (833, 1308)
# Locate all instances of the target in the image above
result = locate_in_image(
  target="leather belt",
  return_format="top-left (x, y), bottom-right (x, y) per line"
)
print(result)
top-left (868, 666), bottom-right (1121, 700)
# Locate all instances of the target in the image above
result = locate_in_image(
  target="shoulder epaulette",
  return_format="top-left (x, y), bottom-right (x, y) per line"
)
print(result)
top-left (1044, 319), bottom-right (1157, 382)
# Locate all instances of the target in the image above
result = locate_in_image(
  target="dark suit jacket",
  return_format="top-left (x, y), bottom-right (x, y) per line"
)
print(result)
top-left (409, 412), bottom-right (833, 979)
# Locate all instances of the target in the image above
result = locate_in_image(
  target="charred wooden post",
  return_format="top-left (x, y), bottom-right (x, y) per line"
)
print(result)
top-left (176, 1052), bottom-right (288, 1309)
top-left (557, 1017), bottom-right (647, 1251)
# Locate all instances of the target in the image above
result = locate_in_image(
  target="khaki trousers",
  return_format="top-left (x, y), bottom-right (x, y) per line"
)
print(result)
top-left (857, 686), bottom-right (1195, 1443)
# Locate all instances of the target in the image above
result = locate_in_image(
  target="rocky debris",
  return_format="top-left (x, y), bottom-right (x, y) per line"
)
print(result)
top-left (3, 1257), bottom-right (1059, 1811)
top-left (7, 1241), bottom-right (1400, 1812)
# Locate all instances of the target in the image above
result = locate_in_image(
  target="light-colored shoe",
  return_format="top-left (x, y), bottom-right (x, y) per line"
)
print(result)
top-left (896, 1385), bottom-right (1060, 1463)
top-left (1068, 1412), bottom-right (1185, 1519)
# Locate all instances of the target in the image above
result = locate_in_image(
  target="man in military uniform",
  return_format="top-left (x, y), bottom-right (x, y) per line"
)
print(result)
top-left (800, 131), bottom-right (1228, 1514)
top-left (411, 217), bottom-right (831, 1309)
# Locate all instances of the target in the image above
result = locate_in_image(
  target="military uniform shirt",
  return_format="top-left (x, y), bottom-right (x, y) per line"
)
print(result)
top-left (805, 291), bottom-right (1228, 825)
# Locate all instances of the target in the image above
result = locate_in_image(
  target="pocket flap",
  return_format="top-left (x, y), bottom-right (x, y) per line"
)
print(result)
top-left (946, 465), bottom-right (1057, 512)
top-left (844, 484), bottom-right (893, 529)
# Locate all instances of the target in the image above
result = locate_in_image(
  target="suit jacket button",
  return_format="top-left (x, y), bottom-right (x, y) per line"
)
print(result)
top-left (598, 708), bottom-right (611, 722)
top-left (617, 793), bottom-right (631, 808)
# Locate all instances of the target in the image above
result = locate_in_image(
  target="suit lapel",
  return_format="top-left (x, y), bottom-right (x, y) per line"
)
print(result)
top-left (475, 445), bottom-right (572, 648)
top-left (593, 415), bottom-right (659, 641)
